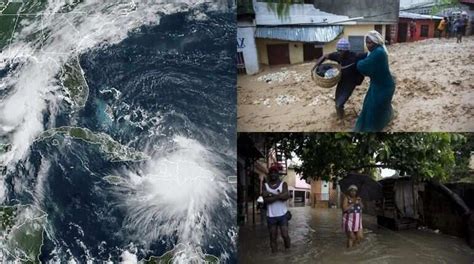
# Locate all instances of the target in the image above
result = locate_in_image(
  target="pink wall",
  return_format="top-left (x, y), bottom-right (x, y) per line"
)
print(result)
top-left (295, 173), bottom-right (311, 189)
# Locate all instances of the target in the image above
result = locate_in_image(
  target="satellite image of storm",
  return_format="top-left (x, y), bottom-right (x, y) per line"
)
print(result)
top-left (0, 0), bottom-right (236, 263)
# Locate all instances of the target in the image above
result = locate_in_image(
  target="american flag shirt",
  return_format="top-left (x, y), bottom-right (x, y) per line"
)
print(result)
top-left (342, 198), bottom-right (363, 232)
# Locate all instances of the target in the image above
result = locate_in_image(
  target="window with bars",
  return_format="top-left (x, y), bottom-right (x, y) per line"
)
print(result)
top-left (237, 52), bottom-right (246, 74)
top-left (348, 36), bottom-right (365, 53)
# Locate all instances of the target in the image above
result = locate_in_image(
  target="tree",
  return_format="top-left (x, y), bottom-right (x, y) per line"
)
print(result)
top-left (265, 133), bottom-right (470, 183)
top-left (451, 133), bottom-right (474, 182)
top-left (431, 0), bottom-right (460, 16)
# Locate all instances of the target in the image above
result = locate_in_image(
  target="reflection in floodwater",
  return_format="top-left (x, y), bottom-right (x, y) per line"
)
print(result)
top-left (239, 207), bottom-right (474, 264)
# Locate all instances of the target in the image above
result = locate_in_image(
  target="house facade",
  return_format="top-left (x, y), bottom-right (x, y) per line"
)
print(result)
top-left (237, 0), bottom-right (400, 73)
top-left (284, 165), bottom-right (311, 207)
top-left (402, 0), bottom-right (474, 35)
top-left (309, 178), bottom-right (338, 208)
top-left (237, 134), bottom-right (288, 225)
top-left (394, 11), bottom-right (443, 43)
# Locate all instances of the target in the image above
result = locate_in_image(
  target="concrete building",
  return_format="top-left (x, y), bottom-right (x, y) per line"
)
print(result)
top-left (284, 165), bottom-right (311, 207)
top-left (237, 0), bottom-right (259, 74)
top-left (237, 133), bottom-right (289, 225)
top-left (401, 0), bottom-right (474, 35)
top-left (394, 11), bottom-right (443, 42)
top-left (237, 134), bottom-right (266, 225)
top-left (309, 178), bottom-right (338, 208)
top-left (237, 0), bottom-right (400, 73)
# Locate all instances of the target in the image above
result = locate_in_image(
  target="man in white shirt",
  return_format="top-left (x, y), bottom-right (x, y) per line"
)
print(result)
top-left (263, 166), bottom-right (291, 252)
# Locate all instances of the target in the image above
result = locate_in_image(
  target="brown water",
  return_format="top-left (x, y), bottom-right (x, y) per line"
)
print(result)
top-left (239, 207), bottom-right (474, 264)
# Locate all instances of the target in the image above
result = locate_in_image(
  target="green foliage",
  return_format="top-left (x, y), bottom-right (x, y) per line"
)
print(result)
top-left (431, 0), bottom-right (459, 16)
top-left (451, 133), bottom-right (474, 182)
top-left (264, 0), bottom-right (304, 20)
top-left (268, 133), bottom-right (470, 183)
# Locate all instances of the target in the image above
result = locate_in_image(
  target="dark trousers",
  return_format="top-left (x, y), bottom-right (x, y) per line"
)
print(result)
top-left (335, 83), bottom-right (357, 109)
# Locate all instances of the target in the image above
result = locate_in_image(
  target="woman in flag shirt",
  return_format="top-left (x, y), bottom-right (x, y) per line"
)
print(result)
top-left (342, 185), bottom-right (364, 248)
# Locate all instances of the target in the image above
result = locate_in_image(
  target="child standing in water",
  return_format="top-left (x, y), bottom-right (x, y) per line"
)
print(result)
top-left (342, 185), bottom-right (363, 248)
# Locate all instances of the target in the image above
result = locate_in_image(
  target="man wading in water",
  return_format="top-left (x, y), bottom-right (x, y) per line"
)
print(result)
top-left (312, 38), bottom-right (367, 119)
top-left (263, 166), bottom-right (291, 252)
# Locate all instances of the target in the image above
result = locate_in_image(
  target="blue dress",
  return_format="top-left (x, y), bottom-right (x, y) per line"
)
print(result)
top-left (354, 46), bottom-right (395, 132)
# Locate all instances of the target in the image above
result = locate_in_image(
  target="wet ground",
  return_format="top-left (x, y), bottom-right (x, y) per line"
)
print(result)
top-left (239, 207), bottom-right (474, 264)
top-left (237, 37), bottom-right (474, 132)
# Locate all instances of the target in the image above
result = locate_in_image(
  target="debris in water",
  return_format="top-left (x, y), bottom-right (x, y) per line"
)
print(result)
top-left (257, 71), bottom-right (305, 84)
top-left (275, 95), bottom-right (297, 105)
top-left (263, 98), bottom-right (271, 107)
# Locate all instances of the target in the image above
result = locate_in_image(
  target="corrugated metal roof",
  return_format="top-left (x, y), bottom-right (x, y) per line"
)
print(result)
top-left (399, 11), bottom-right (443, 20)
top-left (255, 26), bottom-right (344, 43)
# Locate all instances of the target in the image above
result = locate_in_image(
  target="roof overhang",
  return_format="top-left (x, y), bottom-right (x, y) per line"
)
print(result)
top-left (399, 11), bottom-right (443, 20)
top-left (255, 25), bottom-right (344, 43)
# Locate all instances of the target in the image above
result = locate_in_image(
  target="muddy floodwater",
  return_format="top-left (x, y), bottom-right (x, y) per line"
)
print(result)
top-left (237, 37), bottom-right (474, 132)
top-left (239, 207), bottom-right (474, 263)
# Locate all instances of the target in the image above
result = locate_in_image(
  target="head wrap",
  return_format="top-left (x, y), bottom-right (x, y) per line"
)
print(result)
top-left (336, 38), bottom-right (351, 51)
top-left (347, 185), bottom-right (358, 192)
top-left (366, 30), bottom-right (388, 55)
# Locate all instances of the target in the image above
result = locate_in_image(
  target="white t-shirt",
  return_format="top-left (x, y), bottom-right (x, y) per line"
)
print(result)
top-left (265, 182), bottom-right (288, 218)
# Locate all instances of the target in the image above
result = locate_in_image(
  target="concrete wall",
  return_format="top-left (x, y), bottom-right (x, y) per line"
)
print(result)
top-left (256, 38), bottom-right (306, 65)
top-left (390, 18), bottom-right (441, 43)
top-left (284, 168), bottom-right (296, 187)
top-left (310, 179), bottom-right (336, 206)
top-left (284, 168), bottom-right (311, 206)
top-left (237, 21), bottom-right (260, 75)
top-left (314, 0), bottom-right (400, 24)
top-left (324, 24), bottom-right (376, 54)
top-left (397, 18), bottom-right (439, 42)
top-left (253, 0), bottom-right (349, 26)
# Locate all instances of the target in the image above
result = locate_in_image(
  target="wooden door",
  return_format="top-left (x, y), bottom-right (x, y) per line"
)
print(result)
top-left (398, 23), bottom-right (408, 43)
top-left (267, 44), bottom-right (290, 65)
top-left (303, 43), bottom-right (323, 62)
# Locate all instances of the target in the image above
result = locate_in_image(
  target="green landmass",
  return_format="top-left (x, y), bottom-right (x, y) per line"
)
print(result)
top-left (0, 204), bottom-right (47, 263)
top-left (59, 55), bottom-right (89, 109)
top-left (37, 126), bottom-right (150, 162)
top-left (0, 2), bottom-right (22, 48)
top-left (0, 206), bottom-right (16, 229)
top-left (0, 0), bottom-right (48, 50)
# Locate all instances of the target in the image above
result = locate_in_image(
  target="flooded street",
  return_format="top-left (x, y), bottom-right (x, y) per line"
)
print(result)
top-left (237, 37), bottom-right (474, 132)
top-left (239, 207), bottom-right (474, 264)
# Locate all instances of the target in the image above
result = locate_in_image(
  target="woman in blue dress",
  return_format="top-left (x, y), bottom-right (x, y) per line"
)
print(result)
top-left (354, 30), bottom-right (395, 132)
